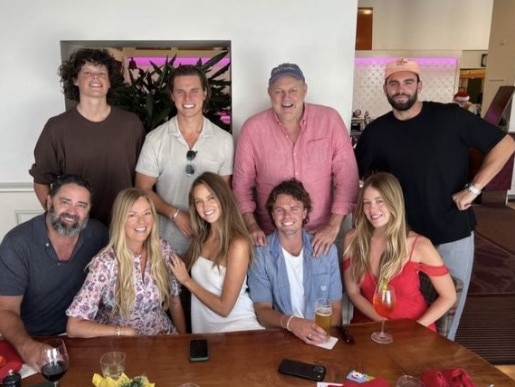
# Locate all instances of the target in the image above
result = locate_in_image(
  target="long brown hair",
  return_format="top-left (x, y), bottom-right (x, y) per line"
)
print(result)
top-left (344, 172), bottom-right (408, 283)
top-left (185, 172), bottom-right (252, 269)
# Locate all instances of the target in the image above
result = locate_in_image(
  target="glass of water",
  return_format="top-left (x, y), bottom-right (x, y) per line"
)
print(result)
top-left (100, 351), bottom-right (126, 380)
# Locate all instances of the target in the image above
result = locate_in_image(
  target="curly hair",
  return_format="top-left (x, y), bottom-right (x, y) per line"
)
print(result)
top-left (266, 178), bottom-right (312, 226)
top-left (59, 48), bottom-right (120, 102)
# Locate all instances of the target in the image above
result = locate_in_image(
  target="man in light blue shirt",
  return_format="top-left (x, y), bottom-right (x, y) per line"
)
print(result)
top-left (248, 179), bottom-right (342, 345)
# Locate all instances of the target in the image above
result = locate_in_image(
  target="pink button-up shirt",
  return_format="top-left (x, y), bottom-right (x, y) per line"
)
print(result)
top-left (233, 103), bottom-right (358, 234)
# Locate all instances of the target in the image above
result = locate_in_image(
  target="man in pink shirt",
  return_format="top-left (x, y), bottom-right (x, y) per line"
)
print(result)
top-left (233, 63), bottom-right (359, 256)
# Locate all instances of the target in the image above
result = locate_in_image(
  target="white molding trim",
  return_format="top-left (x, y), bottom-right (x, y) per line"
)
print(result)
top-left (15, 210), bottom-right (43, 225)
top-left (0, 182), bottom-right (35, 193)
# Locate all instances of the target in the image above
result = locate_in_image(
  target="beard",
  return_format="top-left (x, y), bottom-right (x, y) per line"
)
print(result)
top-left (386, 90), bottom-right (418, 111)
top-left (47, 205), bottom-right (88, 237)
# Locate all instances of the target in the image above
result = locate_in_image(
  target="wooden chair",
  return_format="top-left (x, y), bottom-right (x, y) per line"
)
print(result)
top-left (419, 271), bottom-right (463, 338)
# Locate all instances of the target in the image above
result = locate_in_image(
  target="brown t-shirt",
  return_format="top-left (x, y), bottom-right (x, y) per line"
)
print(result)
top-left (29, 107), bottom-right (145, 225)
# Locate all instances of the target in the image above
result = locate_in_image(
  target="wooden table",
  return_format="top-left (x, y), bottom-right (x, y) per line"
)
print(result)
top-left (25, 319), bottom-right (513, 386)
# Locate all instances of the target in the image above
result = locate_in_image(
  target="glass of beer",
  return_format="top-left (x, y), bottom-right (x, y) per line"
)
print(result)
top-left (315, 298), bottom-right (332, 335)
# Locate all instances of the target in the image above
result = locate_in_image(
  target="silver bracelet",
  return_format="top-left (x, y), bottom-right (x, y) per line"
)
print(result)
top-left (465, 183), bottom-right (481, 195)
top-left (286, 315), bottom-right (295, 331)
top-left (172, 208), bottom-right (180, 220)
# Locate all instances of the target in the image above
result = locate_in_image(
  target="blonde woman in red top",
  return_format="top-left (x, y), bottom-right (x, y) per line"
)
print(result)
top-left (342, 172), bottom-right (456, 332)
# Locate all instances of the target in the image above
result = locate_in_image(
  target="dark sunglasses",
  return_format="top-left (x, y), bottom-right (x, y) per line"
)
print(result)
top-left (185, 150), bottom-right (197, 176)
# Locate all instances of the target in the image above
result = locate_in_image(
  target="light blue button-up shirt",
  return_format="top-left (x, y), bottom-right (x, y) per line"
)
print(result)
top-left (248, 230), bottom-right (342, 319)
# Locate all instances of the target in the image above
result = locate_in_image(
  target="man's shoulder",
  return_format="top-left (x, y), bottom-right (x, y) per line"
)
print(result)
top-left (82, 218), bottom-right (108, 240)
top-left (305, 103), bottom-right (339, 115)
top-left (110, 106), bottom-right (141, 122)
top-left (423, 101), bottom-right (453, 110)
top-left (242, 108), bottom-right (274, 127)
top-left (110, 106), bottom-right (136, 117)
top-left (254, 232), bottom-right (280, 256)
top-left (358, 112), bottom-right (398, 140)
top-left (2, 214), bottom-right (45, 241)
top-left (143, 119), bottom-right (174, 141)
top-left (204, 119), bottom-right (233, 140)
top-left (366, 109), bottom-right (395, 126)
top-left (43, 108), bottom-right (78, 128)
top-left (420, 100), bottom-right (460, 115)
top-left (109, 107), bottom-right (144, 133)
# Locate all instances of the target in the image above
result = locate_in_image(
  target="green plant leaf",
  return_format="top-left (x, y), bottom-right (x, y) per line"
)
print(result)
top-left (110, 52), bottom-right (231, 133)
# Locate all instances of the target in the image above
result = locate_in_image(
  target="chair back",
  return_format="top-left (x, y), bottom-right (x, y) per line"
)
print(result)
top-left (419, 272), bottom-right (463, 338)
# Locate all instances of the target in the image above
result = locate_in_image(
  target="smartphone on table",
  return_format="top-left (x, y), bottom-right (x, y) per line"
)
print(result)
top-left (278, 358), bottom-right (326, 381)
top-left (189, 338), bottom-right (209, 362)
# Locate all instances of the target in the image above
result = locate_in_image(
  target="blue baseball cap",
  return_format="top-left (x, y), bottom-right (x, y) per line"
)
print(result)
top-left (268, 63), bottom-right (305, 86)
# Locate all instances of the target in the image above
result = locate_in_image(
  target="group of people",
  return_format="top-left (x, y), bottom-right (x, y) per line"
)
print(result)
top-left (0, 49), bottom-right (514, 372)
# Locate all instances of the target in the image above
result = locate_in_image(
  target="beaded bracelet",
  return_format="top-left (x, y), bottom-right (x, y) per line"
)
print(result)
top-left (286, 315), bottom-right (295, 331)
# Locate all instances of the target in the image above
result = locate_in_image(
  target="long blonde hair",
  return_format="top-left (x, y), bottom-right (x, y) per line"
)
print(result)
top-left (185, 172), bottom-right (253, 269)
top-left (104, 188), bottom-right (171, 319)
top-left (344, 172), bottom-right (408, 283)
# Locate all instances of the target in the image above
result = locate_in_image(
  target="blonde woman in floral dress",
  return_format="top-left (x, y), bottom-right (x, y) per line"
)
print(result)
top-left (66, 188), bottom-right (185, 337)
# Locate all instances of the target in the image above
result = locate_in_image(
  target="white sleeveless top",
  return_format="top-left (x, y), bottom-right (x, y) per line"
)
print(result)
top-left (190, 256), bottom-right (264, 333)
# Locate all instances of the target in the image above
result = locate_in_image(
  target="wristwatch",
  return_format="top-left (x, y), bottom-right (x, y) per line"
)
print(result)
top-left (465, 183), bottom-right (482, 195)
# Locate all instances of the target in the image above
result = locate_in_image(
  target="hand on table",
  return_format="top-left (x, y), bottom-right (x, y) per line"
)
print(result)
top-left (288, 317), bottom-right (328, 345)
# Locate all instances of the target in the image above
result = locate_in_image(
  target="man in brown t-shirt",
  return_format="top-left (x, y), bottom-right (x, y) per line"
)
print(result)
top-left (29, 48), bottom-right (144, 225)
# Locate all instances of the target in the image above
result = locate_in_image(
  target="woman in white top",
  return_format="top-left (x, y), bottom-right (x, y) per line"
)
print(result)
top-left (169, 172), bottom-right (263, 333)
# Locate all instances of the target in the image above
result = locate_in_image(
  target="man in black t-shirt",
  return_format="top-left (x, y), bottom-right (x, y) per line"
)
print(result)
top-left (355, 58), bottom-right (515, 340)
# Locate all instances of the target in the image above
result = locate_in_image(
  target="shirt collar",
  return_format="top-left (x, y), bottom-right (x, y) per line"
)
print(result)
top-left (169, 116), bottom-right (213, 138)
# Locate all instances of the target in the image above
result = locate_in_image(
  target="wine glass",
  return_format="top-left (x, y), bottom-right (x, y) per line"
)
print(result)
top-left (371, 281), bottom-right (396, 344)
top-left (40, 338), bottom-right (69, 386)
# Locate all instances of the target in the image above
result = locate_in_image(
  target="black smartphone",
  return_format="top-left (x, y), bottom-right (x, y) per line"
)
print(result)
top-left (278, 359), bottom-right (326, 381)
top-left (189, 338), bottom-right (209, 362)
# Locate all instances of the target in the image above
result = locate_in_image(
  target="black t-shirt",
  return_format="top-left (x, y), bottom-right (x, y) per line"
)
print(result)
top-left (355, 101), bottom-right (506, 244)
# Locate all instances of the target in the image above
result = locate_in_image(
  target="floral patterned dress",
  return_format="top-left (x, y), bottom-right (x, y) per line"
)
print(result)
top-left (66, 239), bottom-right (180, 335)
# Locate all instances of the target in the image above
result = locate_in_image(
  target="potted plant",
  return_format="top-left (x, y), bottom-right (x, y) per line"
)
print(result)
top-left (109, 51), bottom-right (231, 133)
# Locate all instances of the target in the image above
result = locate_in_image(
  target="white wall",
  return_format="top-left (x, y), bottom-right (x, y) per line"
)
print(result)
top-left (0, 0), bottom-right (503, 238)
top-left (0, 0), bottom-right (496, 185)
top-left (483, 0), bottom-right (515, 114)
top-left (0, 0), bottom-right (358, 183)
top-left (358, 0), bottom-right (493, 50)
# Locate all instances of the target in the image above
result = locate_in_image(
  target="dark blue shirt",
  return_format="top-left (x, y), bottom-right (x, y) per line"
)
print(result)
top-left (0, 214), bottom-right (108, 335)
